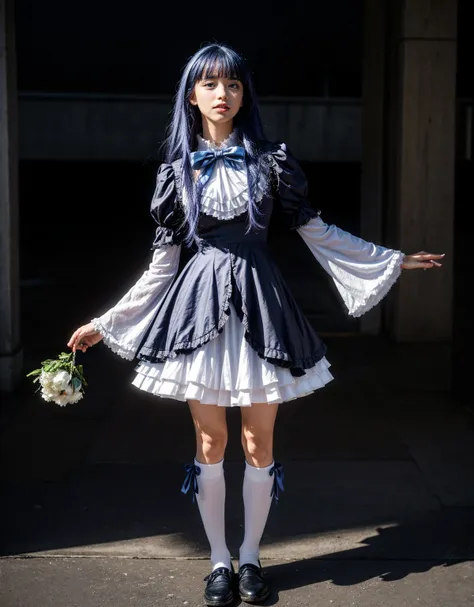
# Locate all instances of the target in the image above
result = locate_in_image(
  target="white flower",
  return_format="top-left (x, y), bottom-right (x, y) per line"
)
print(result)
top-left (68, 390), bottom-right (83, 404)
top-left (52, 370), bottom-right (71, 392)
top-left (40, 371), bottom-right (55, 389)
top-left (41, 387), bottom-right (60, 402)
top-left (53, 393), bottom-right (71, 407)
top-left (29, 352), bottom-right (88, 406)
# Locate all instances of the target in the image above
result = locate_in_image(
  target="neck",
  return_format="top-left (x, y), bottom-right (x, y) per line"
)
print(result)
top-left (201, 119), bottom-right (234, 146)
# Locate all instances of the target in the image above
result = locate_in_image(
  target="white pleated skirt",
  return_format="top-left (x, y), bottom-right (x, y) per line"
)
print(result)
top-left (131, 303), bottom-right (334, 407)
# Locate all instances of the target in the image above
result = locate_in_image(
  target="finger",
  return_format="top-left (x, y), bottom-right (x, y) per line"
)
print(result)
top-left (78, 337), bottom-right (89, 352)
top-left (67, 330), bottom-right (79, 347)
top-left (74, 334), bottom-right (86, 352)
top-left (412, 253), bottom-right (445, 260)
top-left (421, 261), bottom-right (443, 268)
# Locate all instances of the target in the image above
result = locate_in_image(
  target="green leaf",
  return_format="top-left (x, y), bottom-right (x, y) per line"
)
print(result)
top-left (71, 377), bottom-right (82, 391)
top-left (26, 369), bottom-right (42, 377)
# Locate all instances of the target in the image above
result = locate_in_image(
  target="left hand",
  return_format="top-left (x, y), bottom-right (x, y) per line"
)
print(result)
top-left (401, 251), bottom-right (445, 270)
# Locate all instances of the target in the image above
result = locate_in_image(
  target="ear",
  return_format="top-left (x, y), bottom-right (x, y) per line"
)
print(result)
top-left (189, 90), bottom-right (198, 106)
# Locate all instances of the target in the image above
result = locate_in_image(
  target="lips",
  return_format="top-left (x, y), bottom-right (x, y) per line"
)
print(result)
top-left (214, 104), bottom-right (230, 110)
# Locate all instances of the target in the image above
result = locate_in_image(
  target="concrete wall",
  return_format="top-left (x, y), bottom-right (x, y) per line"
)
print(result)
top-left (17, 93), bottom-right (361, 162)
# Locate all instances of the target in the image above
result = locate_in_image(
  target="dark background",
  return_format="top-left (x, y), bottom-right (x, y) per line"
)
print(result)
top-left (13, 0), bottom-right (473, 341)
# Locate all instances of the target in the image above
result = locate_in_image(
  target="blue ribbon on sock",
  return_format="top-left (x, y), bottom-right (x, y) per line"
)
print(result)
top-left (181, 462), bottom-right (201, 503)
top-left (269, 461), bottom-right (284, 503)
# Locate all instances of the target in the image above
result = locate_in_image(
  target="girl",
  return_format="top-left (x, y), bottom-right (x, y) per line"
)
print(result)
top-left (67, 43), bottom-right (443, 606)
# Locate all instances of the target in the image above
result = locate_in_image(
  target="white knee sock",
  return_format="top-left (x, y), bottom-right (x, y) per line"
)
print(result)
top-left (194, 458), bottom-right (232, 571)
top-left (239, 460), bottom-right (275, 568)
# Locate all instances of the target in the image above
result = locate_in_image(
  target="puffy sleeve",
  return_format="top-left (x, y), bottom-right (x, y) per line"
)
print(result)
top-left (90, 245), bottom-right (181, 360)
top-left (150, 162), bottom-right (186, 248)
top-left (270, 142), bottom-right (321, 229)
top-left (297, 216), bottom-right (404, 318)
top-left (90, 163), bottom-right (184, 359)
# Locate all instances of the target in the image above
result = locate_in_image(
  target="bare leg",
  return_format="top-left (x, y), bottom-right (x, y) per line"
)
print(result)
top-left (188, 399), bottom-right (228, 464)
top-left (240, 401), bottom-right (279, 468)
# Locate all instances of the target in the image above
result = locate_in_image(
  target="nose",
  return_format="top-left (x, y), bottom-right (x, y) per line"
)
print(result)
top-left (216, 84), bottom-right (228, 100)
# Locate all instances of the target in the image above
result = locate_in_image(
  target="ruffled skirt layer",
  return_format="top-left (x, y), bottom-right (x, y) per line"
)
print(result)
top-left (132, 303), bottom-right (334, 406)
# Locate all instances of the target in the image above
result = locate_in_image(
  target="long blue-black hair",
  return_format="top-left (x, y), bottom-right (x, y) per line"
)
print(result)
top-left (163, 43), bottom-right (271, 247)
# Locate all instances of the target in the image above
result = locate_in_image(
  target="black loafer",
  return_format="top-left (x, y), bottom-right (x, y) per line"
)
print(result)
top-left (238, 561), bottom-right (270, 604)
top-left (203, 563), bottom-right (236, 607)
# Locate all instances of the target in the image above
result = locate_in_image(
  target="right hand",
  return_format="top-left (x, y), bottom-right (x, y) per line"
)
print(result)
top-left (67, 323), bottom-right (103, 353)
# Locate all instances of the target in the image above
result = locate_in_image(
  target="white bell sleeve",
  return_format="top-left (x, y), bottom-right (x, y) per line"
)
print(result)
top-left (297, 216), bottom-right (404, 318)
top-left (91, 245), bottom-right (181, 360)
top-left (270, 142), bottom-right (405, 318)
top-left (91, 162), bottom-right (185, 359)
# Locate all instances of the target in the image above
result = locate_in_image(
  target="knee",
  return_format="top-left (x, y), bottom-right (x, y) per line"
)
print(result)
top-left (241, 427), bottom-right (273, 467)
top-left (196, 425), bottom-right (228, 464)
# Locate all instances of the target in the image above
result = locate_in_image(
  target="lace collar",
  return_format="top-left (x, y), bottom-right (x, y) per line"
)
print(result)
top-left (196, 129), bottom-right (239, 151)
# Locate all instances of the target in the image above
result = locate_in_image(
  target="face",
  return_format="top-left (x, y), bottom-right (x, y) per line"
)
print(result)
top-left (190, 76), bottom-right (244, 125)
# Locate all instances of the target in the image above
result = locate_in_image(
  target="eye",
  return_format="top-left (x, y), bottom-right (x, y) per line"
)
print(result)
top-left (203, 81), bottom-right (215, 88)
top-left (229, 82), bottom-right (241, 89)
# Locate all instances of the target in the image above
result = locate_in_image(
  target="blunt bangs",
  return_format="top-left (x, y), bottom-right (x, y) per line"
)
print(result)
top-left (189, 47), bottom-right (245, 87)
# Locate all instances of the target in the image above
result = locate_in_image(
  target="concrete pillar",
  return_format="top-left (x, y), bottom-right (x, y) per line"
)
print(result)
top-left (0, 0), bottom-right (22, 391)
top-left (360, 0), bottom-right (387, 334)
top-left (385, 0), bottom-right (457, 341)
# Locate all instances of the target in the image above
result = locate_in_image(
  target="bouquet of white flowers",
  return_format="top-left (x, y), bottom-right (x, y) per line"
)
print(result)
top-left (27, 351), bottom-right (87, 406)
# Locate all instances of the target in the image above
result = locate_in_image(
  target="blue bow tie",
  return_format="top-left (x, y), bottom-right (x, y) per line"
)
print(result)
top-left (190, 145), bottom-right (246, 187)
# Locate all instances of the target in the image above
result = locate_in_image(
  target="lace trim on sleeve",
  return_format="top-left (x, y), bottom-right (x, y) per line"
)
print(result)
top-left (90, 246), bottom-right (181, 360)
top-left (346, 251), bottom-right (403, 317)
top-left (297, 216), bottom-right (404, 317)
top-left (91, 317), bottom-right (136, 360)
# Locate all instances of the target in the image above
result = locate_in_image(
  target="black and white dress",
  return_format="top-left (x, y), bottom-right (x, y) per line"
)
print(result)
top-left (92, 131), bottom-right (404, 406)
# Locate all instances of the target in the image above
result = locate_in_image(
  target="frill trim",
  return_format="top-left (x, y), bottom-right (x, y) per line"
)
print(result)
top-left (237, 303), bottom-right (328, 372)
top-left (242, 330), bottom-right (327, 372)
top-left (91, 318), bottom-right (136, 361)
top-left (138, 312), bottom-right (327, 374)
top-left (200, 189), bottom-right (248, 220)
top-left (348, 251), bottom-right (404, 318)
top-left (132, 354), bottom-right (334, 407)
top-left (290, 207), bottom-right (322, 230)
top-left (198, 171), bottom-right (269, 221)
top-left (138, 260), bottom-right (234, 362)
top-left (196, 130), bottom-right (238, 150)
top-left (151, 226), bottom-right (181, 249)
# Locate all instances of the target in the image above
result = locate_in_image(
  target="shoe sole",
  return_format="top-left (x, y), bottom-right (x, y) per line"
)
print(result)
top-left (239, 586), bottom-right (271, 604)
top-left (205, 595), bottom-right (235, 607)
